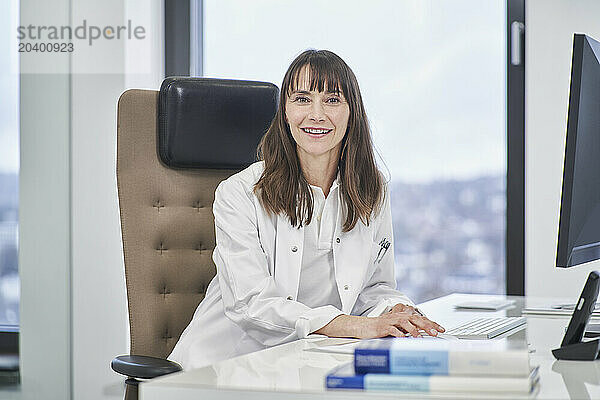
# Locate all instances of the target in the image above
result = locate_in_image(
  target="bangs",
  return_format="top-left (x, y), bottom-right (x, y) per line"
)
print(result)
top-left (286, 58), bottom-right (344, 96)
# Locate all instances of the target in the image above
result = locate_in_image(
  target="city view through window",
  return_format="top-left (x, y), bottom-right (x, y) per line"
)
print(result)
top-left (203, 0), bottom-right (506, 303)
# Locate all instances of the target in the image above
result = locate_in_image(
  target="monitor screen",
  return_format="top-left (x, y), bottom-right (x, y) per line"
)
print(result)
top-left (557, 34), bottom-right (600, 268)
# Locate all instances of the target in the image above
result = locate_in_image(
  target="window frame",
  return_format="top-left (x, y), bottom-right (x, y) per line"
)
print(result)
top-left (507, 0), bottom-right (525, 295)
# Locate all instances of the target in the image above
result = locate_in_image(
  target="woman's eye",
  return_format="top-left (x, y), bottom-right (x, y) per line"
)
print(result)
top-left (294, 96), bottom-right (309, 103)
top-left (326, 97), bottom-right (340, 104)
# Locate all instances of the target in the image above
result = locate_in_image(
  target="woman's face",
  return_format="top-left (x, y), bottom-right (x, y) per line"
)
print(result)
top-left (285, 68), bottom-right (350, 162)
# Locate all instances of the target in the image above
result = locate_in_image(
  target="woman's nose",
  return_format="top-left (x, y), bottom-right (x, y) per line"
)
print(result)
top-left (308, 102), bottom-right (326, 122)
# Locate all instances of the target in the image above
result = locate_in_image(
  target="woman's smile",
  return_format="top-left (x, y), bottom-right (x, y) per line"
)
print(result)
top-left (301, 127), bottom-right (334, 138)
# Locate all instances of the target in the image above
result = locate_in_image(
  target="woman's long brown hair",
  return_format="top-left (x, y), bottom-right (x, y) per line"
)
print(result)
top-left (254, 49), bottom-right (384, 232)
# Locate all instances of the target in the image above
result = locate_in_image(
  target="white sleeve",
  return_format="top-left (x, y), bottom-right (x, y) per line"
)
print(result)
top-left (213, 179), bottom-right (343, 347)
top-left (351, 185), bottom-right (416, 317)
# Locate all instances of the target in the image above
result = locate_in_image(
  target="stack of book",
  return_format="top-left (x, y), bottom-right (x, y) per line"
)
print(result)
top-left (326, 337), bottom-right (539, 395)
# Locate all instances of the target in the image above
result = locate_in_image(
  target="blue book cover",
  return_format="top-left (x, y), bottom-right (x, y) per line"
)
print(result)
top-left (354, 337), bottom-right (530, 376)
top-left (326, 362), bottom-right (539, 393)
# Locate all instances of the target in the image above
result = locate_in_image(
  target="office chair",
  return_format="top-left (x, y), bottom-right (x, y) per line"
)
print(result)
top-left (111, 77), bottom-right (278, 400)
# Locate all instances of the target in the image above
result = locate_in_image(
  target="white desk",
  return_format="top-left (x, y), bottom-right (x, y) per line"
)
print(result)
top-left (140, 293), bottom-right (600, 400)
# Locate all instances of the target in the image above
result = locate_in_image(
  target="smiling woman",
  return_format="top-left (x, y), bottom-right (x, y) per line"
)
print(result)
top-left (168, 49), bottom-right (444, 371)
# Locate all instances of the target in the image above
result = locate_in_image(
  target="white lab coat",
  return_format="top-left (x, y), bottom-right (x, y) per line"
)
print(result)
top-left (169, 161), bottom-right (414, 370)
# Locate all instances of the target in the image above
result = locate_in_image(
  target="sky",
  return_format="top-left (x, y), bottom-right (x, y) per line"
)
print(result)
top-left (203, 0), bottom-right (506, 184)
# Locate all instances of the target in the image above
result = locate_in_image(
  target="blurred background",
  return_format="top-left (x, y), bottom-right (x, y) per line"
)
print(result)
top-left (0, 0), bottom-right (20, 326)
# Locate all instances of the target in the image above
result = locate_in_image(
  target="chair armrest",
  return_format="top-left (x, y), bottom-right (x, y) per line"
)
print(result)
top-left (111, 355), bottom-right (182, 379)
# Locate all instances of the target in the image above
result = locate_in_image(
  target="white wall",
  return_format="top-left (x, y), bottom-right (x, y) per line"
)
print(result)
top-left (20, 0), bottom-right (72, 398)
top-left (526, 0), bottom-right (600, 297)
top-left (19, 0), bottom-right (163, 397)
top-left (70, 1), bottom-right (163, 399)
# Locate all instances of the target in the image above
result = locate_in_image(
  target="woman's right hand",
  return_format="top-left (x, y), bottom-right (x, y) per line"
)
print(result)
top-left (314, 312), bottom-right (444, 339)
top-left (355, 311), bottom-right (443, 338)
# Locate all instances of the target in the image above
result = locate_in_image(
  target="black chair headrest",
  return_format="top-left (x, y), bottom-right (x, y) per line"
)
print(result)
top-left (158, 77), bottom-right (279, 169)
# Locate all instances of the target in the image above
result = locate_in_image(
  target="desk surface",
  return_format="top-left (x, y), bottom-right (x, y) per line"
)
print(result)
top-left (140, 293), bottom-right (600, 400)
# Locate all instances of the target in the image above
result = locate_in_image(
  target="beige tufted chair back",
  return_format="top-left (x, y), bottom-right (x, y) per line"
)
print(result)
top-left (116, 79), bottom-right (278, 360)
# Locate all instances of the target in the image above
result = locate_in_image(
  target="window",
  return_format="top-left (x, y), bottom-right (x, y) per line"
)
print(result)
top-left (200, 0), bottom-right (506, 303)
top-left (0, 0), bottom-right (20, 324)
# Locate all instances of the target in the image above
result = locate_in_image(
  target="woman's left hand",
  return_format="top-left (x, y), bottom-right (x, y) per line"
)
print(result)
top-left (388, 303), bottom-right (446, 336)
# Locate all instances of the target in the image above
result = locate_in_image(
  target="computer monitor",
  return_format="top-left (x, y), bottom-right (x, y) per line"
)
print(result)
top-left (557, 34), bottom-right (600, 268)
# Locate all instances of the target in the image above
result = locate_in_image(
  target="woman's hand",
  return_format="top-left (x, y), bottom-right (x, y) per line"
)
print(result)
top-left (314, 309), bottom-right (445, 339)
top-left (356, 311), bottom-right (445, 338)
top-left (386, 303), bottom-right (446, 337)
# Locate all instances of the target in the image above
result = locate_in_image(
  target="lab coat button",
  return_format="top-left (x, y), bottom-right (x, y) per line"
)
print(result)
top-left (286, 296), bottom-right (293, 300)
top-left (336, 238), bottom-right (340, 243)
top-left (344, 284), bottom-right (349, 290)
top-left (291, 246), bottom-right (298, 252)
